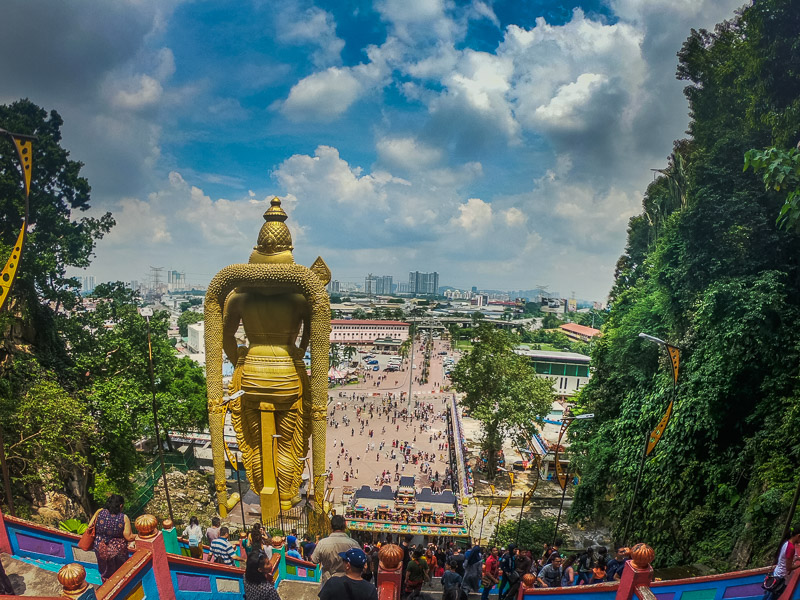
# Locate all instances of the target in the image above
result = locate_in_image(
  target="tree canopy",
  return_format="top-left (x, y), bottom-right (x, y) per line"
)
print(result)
top-left (0, 102), bottom-right (207, 518)
top-left (450, 325), bottom-right (554, 476)
top-left (570, 0), bottom-right (800, 570)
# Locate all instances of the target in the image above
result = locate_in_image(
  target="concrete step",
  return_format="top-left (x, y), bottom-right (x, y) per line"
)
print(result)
top-left (277, 578), bottom-right (321, 600)
top-left (1, 553), bottom-right (63, 596)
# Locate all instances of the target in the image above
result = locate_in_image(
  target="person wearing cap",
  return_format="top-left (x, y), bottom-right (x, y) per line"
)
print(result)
top-left (312, 515), bottom-right (361, 586)
top-left (318, 548), bottom-right (379, 600)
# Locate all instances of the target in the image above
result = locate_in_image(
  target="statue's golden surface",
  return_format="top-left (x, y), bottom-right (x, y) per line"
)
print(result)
top-left (205, 198), bottom-right (330, 524)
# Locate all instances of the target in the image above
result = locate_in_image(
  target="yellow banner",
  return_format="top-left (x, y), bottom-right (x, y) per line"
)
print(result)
top-left (667, 345), bottom-right (680, 384)
top-left (12, 137), bottom-right (32, 198)
top-left (646, 400), bottom-right (674, 456)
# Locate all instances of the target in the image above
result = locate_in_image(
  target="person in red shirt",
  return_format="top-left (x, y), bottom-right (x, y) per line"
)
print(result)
top-left (764, 527), bottom-right (800, 600)
top-left (481, 546), bottom-right (500, 600)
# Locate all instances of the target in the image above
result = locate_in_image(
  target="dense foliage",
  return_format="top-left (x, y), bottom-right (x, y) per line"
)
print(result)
top-left (494, 517), bottom-right (568, 552)
top-left (570, 0), bottom-right (800, 571)
top-left (451, 325), bottom-right (554, 476)
top-left (0, 102), bottom-right (207, 517)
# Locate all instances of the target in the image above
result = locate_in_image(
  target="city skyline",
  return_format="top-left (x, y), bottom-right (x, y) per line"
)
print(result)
top-left (3, 0), bottom-right (743, 299)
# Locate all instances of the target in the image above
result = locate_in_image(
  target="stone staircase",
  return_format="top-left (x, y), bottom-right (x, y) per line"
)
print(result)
top-left (1, 553), bottom-right (63, 596)
top-left (276, 576), bottom-right (489, 600)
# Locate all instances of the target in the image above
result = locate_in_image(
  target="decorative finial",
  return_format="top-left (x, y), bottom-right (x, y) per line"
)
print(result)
top-left (58, 563), bottom-right (89, 597)
top-left (250, 197), bottom-right (294, 261)
top-left (630, 543), bottom-right (655, 569)
top-left (378, 543), bottom-right (403, 570)
top-left (263, 197), bottom-right (288, 223)
top-left (135, 514), bottom-right (159, 538)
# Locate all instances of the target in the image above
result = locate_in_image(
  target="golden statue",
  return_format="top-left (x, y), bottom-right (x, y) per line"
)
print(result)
top-left (205, 197), bottom-right (330, 526)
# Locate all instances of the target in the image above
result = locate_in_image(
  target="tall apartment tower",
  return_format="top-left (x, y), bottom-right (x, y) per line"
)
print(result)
top-left (408, 271), bottom-right (439, 296)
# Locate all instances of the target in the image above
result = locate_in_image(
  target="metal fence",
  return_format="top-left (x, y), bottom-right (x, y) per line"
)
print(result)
top-left (127, 444), bottom-right (199, 518)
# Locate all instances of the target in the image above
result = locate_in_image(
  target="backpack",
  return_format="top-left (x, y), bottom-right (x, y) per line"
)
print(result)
top-left (188, 532), bottom-right (200, 548)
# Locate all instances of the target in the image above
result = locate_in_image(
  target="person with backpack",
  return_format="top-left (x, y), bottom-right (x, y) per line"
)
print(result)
top-left (441, 560), bottom-right (463, 600)
top-left (481, 547), bottom-right (500, 600)
top-left (182, 515), bottom-right (204, 559)
top-left (536, 555), bottom-right (563, 588)
top-left (561, 555), bottom-right (577, 587)
top-left (763, 526), bottom-right (800, 600)
top-left (498, 545), bottom-right (518, 600)
top-left (577, 548), bottom-right (594, 585)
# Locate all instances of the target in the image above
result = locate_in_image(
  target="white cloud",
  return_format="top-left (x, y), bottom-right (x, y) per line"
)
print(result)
top-left (281, 68), bottom-right (365, 121)
top-left (277, 6), bottom-right (344, 68)
top-left (112, 74), bottom-right (163, 110)
top-left (503, 207), bottom-right (527, 227)
top-left (376, 137), bottom-right (443, 171)
top-left (452, 198), bottom-right (493, 237)
top-left (533, 73), bottom-right (609, 130)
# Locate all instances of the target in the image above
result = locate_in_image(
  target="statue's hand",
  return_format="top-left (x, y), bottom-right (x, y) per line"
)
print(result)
top-left (237, 345), bottom-right (249, 365)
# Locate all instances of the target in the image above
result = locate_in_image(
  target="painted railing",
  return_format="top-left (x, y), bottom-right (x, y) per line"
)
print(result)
top-left (0, 507), bottom-right (284, 600)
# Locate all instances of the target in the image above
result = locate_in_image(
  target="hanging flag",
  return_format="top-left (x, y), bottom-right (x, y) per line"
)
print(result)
top-left (667, 344), bottom-right (680, 385)
top-left (0, 222), bottom-right (25, 312)
top-left (12, 137), bottom-right (32, 199)
top-left (500, 487), bottom-right (513, 514)
top-left (646, 400), bottom-right (674, 456)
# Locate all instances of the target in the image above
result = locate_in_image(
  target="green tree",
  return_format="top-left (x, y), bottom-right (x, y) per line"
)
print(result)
top-left (571, 0), bottom-right (800, 569)
top-left (0, 100), bottom-right (114, 314)
top-left (177, 310), bottom-right (203, 336)
top-left (343, 346), bottom-right (357, 364)
top-left (541, 313), bottom-right (561, 329)
top-left (352, 308), bottom-right (368, 320)
top-left (450, 325), bottom-right (554, 477)
top-left (494, 517), bottom-right (567, 551)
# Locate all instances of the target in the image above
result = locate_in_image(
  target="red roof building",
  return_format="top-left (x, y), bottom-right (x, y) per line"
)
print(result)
top-left (559, 322), bottom-right (602, 343)
top-left (330, 319), bottom-right (410, 346)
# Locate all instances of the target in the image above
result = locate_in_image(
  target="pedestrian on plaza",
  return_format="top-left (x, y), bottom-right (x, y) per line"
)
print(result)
top-left (244, 552), bottom-right (281, 600)
top-left (561, 555), bottom-right (578, 586)
top-left (210, 527), bottom-right (238, 566)
top-left (537, 555), bottom-right (563, 588)
top-left (481, 547), bottom-right (500, 600)
top-left (183, 515), bottom-right (204, 559)
top-left (441, 560), bottom-right (463, 600)
top-left (605, 547), bottom-right (629, 582)
top-left (88, 494), bottom-right (136, 582)
top-left (318, 548), bottom-right (378, 600)
top-left (206, 516), bottom-right (221, 544)
top-left (311, 515), bottom-right (361, 586)
top-left (577, 548), bottom-right (594, 585)
top-left (763, 526), bottom-right (800, 600)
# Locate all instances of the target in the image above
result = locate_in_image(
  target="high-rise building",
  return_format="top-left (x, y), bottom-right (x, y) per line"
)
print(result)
top-left (365, 274), bottom-right (394, 296)
top-left (365, 274), bottom-right (377, 296)
top-left (327, 280), bottom-right (341, 294)
top-left (167, 270), bottom-right (186, 292)
top-left (81, 275), bottom-right (95, 294)
top-left (408, 271), bottom-right (439, 296)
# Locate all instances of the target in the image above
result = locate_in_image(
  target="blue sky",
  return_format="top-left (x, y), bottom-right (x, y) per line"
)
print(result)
top-left (0, 0), bottom-right (743, 299)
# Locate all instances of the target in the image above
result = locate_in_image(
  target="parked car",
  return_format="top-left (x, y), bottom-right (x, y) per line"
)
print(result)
top-left (372, 365), bottom-right (380, 371)
top-left (367, 360), bottom-right (379, 365)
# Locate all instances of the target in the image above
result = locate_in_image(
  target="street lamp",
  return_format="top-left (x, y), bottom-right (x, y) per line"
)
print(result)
top-left (621, 333), bottom-right (681, 545)
top-left (139, 307), bottom-right (174, 523)
top-left (552, 414), bottom-right (594, 546)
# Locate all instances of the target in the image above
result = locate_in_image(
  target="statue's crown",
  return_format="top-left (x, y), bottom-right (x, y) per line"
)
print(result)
top-left (252, 197), bottom-right (293, 259)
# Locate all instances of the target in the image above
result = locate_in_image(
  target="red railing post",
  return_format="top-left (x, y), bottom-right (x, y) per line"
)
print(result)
top-left (616, 544), bottom-right (655, 600)
top-left (133, 515), bottom-right (176, 600)
top-left (0, 504), bottom-right (10, 554)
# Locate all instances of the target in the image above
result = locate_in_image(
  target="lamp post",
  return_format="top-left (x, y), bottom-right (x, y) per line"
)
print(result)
top-left (552, 414), bottom-right (594, 546)
top-left (621, 333), bottom-right (680, 545)
top-left (139, 307), bottom-right (174, 523)
top-left (272, 434), bottom-right (285, 532)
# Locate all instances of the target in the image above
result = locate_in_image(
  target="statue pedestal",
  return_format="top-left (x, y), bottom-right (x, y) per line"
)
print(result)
top-left (260, 485), bottom-right (281, 521)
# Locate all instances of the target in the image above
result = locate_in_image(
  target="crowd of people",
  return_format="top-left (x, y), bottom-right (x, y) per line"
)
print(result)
top-left (383, 539), bottom-right (635, 600)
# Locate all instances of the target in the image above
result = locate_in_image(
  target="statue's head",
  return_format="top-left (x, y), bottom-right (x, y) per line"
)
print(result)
top-left (249, 197), bottom-right (295, 264)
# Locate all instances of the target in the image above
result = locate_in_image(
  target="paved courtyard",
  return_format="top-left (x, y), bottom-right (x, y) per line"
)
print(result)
top-left (321, 338), bottom-right (460, 511)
